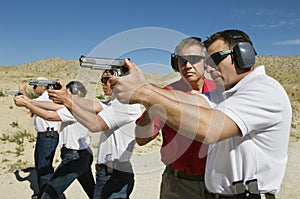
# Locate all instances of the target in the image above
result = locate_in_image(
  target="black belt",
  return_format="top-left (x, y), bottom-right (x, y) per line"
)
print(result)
top-left (205, 189), bottom-right (275, 199)
top-left (95, 164), bottom-right (108, 171)
top-left (61, 147), bottom-right (78, 154)
top-left (165, 165), bottom-right (204, 181)
top-left (37, 131), bottom-right (58, 136)
top-left (95, 161), bottom-right (131, 175)
top-left (60, 147), bottom-right (89, 159)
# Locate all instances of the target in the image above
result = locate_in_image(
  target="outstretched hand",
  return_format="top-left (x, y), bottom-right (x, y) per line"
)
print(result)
top-left (110, 59), bottom-right (148, 104)
top-left (14, 95), bottom-right (30, 107)
top-left (48, 81), bottom-right (71, 104)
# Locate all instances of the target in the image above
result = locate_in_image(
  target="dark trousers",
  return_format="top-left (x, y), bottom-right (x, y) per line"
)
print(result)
top-left (93, 162), bottom-right (134, 199)
top-left (34, 134), bottom-right (59, 197)
top-left (160, 166), bottom-right (206, 199)
top-left (41, 148), bottom-right (95, 199)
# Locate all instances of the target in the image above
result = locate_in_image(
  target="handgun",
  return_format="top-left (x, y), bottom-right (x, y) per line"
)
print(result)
top-left (79, 55), bottom-right (129, 76)
top-left (29, 79), bottom-right (62, 90)
top-left (5, 90), bottom-right (24, 96)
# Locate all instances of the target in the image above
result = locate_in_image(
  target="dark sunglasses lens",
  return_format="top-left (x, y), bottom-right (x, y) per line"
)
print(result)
top-left (206, 51), bottom-right (231, 68)
top-left (205, 56), bottom-right (217, 67)
top-left (101, 77), bottom-right (110, 84)
top-left (183, 55), bottom-right (205, 65)
top-left (33, 85), bottom-right (37, 89)
top-left (177, 56), bottom-right (187, 65)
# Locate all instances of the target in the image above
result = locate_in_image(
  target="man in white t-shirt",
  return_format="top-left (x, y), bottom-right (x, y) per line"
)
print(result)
top-left (15, 81), bottom-right (95, 199)
top-left (19, 77), bottom-right (59, 199)
top-left (48, 70), bottom-right (142, 199)
top-left (109, 29), bottom-right (292, 199)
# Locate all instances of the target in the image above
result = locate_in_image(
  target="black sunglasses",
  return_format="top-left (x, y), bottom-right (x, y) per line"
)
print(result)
top-left (176, 55), bottom-right (205, 66)
top-left (205, 50), bottom-right (232, 67)
top-left (101, 76), bottom-right (111, 84)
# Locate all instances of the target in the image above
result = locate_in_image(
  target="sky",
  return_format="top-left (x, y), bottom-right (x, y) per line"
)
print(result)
top-left (1, 0), bottom-right (300, 75)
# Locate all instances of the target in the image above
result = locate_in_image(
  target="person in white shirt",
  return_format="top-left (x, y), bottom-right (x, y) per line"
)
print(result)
top-left (18, 77), bottom-right (59, 199)
top-left (15, 81), bottom-right (95, 199)
top-left (109, 29), bottom-right (292, 199)
top-left (48, 70), bottom-right (142, 199)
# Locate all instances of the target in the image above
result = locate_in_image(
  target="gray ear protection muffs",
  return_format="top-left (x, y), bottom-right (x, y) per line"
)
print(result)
top-left (66, 81), bottom-right (87, 96)
top-left (232, 42), bottom-right (256, 69)
top-left (66, 81), bottom-right (78, 95)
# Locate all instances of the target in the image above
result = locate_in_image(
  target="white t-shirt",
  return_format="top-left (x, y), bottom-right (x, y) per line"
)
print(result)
top-left (205, 66), bottom-right (292, 194)
top-left (57, 107), bottom-right (90, 150)
top-left (33, 91), bottom-right (59, 132)
top-left (96, 98), bottom-right (142, 164)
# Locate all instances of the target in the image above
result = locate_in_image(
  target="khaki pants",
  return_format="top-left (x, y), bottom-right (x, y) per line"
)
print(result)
top-left (159, 167), bottom-right (206, 199)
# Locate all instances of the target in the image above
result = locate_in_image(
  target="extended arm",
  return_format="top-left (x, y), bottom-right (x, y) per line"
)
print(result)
top-left (135, 110), bottom-right (156, 146)
top-left (71, 95), bottom-right (103, 114)
top-left (48, 86), bottom-right (108, 132)
top-left (135, 88), bottom-right (206, 145)
top-left (32, 100), bottom-right (64, 111)
top-left (133, 84), bottom-right (239, 144)
top-left (14, 96), bottom-right (61, 121)
top-left (112, 60), bottom-right (240, 144)
top-left (63, 96), bottom-right (108, 132)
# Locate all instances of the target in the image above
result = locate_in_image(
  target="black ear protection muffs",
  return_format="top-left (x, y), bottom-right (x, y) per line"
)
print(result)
top-left (231, 35), bottom-right (256, 69)
top-left (66, 81), bottom-right (78, 95)
top-left (171, 37), bottom-right (202, 72)
top-left (66, 81), bottom-right (87, 96)
top-left (232, 42), bottom-right (256, 69)
top-left (171, 53), bottom-right (179, 72)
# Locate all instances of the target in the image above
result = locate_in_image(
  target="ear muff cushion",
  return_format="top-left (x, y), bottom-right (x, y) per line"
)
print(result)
top-left (233, 42), bottom-right (256, 69)
top-left (171, 53), bottom-right (179, 72)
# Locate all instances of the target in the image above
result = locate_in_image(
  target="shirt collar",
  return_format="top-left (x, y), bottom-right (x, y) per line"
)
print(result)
top-left (223, 65), bottom-right (266, 96)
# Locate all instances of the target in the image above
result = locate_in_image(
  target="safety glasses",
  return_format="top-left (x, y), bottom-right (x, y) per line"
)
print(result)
top-left (205, 50), bottom-right (232, 68)
top-left (101, 77), bottom-right (111, 84)
top-left (176, 55), bottom-right (205, 66)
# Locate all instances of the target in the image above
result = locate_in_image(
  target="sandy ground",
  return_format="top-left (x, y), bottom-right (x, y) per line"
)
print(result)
top-left (0, 96), bottom-right (300, 199)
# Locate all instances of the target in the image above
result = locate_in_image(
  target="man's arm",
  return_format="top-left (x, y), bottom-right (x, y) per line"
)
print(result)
top-left (65, 96), bottom-right (108, 132)
top-left (14, 96), bottom-right (61, 121)
top-left (135, 110), bottom-right (156, 146)
top-left (32, 100), bottom-right (64, 111)
top-left (111, 59), bottom-right (240, 144)
top-left (134, 84), bottom-right (239, 144)
top-left (135, 87), bottom-right (211, 145)
top-left (71, 95), bottom-right (103, 114)
top-left (48, 86), bottom-right (108, 132)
